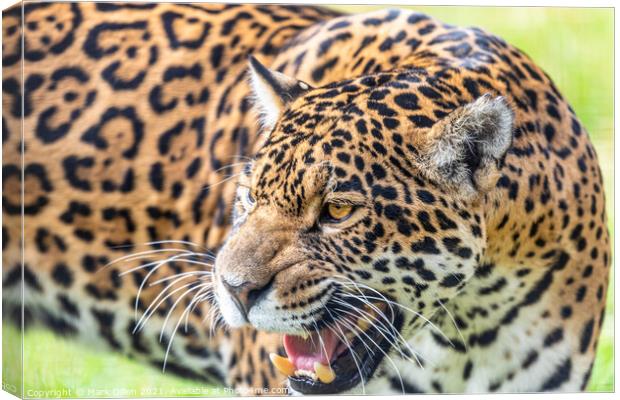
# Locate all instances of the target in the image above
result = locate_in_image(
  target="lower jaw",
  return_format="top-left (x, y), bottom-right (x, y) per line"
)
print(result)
top-left (287, 310), bottom-right (405, 395)
top-left (287, 356), bottom-right (375, 395)
top-left (289, 374), bottom-right (362, 395)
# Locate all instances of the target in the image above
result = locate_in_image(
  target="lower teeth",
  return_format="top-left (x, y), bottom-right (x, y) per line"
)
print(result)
top-left (269, 353), bottom-right (336, 384)
top-left (294, 369), bottom-right (316, 379)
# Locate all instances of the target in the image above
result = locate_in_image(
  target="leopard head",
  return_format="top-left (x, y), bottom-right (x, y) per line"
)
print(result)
top-left (214, 56), bottom-right (514, 394)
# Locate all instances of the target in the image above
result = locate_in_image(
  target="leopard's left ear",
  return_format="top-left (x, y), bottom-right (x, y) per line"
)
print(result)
top-left (248, 55), bottom-right (312, 131)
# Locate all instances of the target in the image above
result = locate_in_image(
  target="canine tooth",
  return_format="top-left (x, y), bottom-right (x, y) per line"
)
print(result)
top-left (269, 353), bottom-right (295, 376)
top-left (314, 362), bottom-right (336, 384)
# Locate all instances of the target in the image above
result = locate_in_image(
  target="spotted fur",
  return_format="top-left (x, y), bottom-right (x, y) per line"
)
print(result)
top-left (2, 3), bottom-right (609, 394)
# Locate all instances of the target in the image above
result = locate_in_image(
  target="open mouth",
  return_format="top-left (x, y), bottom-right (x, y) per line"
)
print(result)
top-left (269, 300), bottom-right (404, 394)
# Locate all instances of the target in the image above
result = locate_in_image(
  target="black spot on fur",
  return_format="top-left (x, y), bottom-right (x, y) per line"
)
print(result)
top-left (57, 294), bottom-right (80, 317)
top-left (521, 350), bottom-right (538, 369)
top-left (539, 358), bottom-right (572, 391)
top-left (91, 308), bottom-right (122, 349)
top-left (52, 263), bottom-right (73, 287)
top-left (543, 327), bottom-right (563, 347)
top-left (579, 319), bottom-right (594, 353)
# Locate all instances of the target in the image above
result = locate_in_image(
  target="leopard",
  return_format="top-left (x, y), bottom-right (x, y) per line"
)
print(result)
top-left (2, 2), bottom-right (610, 396)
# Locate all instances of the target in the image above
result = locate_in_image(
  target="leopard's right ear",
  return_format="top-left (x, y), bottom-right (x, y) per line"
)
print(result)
top-left (248, 55), bottom-right (312, 131)
top-left (411, 94), bottom-right (514, 198)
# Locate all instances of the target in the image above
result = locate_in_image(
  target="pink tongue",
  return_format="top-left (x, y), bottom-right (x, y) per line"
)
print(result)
top-left (283, 330), bottom-right (340, 371)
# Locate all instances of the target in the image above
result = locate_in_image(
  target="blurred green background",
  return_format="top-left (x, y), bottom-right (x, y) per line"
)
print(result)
top-left (3, 5), bottom-right (613, 397)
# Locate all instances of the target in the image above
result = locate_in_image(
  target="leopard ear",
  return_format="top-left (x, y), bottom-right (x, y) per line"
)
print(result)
top-left (248, 55), bottom-right (312, 131)
top-left (413, 94), bottom-right (514, 198)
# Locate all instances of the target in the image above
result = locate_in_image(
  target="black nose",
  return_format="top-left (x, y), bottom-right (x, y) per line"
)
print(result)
top-left (222, 278), bottom-right (273, 319)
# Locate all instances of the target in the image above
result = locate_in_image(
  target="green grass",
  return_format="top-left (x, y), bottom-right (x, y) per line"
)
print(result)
top-left (3, 324), bottom-right (224, 398)
top-left (2, 5), bottom-right (613, 397)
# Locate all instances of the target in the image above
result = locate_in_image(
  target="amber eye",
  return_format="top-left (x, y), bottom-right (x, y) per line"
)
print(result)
top-left (321, 203), bottom-right (354, 224)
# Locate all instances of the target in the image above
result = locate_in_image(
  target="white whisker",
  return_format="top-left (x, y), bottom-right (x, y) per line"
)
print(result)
top-left (149, 270), bottom-right (212, 286)
top-left (161, 284), bottom-right (206, 371)
top-left (336, 315), bottom-right (407, 394)
top-left (135, 278), bottom-right (198, 333)
top-left (201, 172), bottom-right (243, 192)
top-left (331, 300), bottom-right (423, 368)
top-left (160, 283), bottom-right (204, 342)
top-left (437, 298), bottom-right (467, 351)
top-left (342, 292), bottom-right (454, 348)
top-left (107, 248), bottom-right (193, 269)
top-left (322, 308), bottom-right (366, 394)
